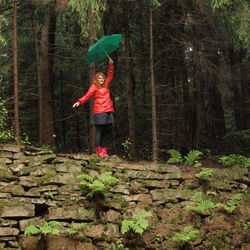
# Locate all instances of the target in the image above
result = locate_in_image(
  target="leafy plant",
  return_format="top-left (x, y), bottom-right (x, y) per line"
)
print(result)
top-left (172, 225), bottom-right (200, 246)
top-left (195, 168), bottom-right (214, 178)
top-left (121, 211), bottom-right (152, 235)
top-left (24, 221), bottom-right (60, 237)
top-left (166, 149), bottom-right (183, 164)
top-left (66, 222), bottom-right (87, 236)
top-left (0, 98), bottom-right (14, 142)
top-left (244, 221), bottom-right (250, 230)
top-left (219, 154), bottom-right (250, 168)
top-left (184, 150), bottom-right (203, 167)
top-left (218, 193), bottom-right (244, 213)
top-left (77, 172), bottom-right (118, 199)
top-left (185, 192), bottom-right (222, 213)
top-left (122, 138), bottom-right (132, 159)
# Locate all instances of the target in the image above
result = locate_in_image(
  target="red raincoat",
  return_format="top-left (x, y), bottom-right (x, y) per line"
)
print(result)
top-left (77, 64), bottom-right (114, 114)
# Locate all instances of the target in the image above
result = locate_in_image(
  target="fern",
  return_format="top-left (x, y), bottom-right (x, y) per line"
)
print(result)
top-left (184, 150), bottom-right (203, 166)
top-left (77, 172), bottom-right (118, 199)
top-left (195, 168), bottom-right (214, 178)
top-left (166, 149), bottom-right (183, 164)
top-left (24, 221), bottom-right (60, 236)
top-left (66, 222), bottom-right (86, 236)
top-left (172, 226), bottom-right (200, 246)
top-left (185, 199), bottom-right (218, 212)
top-left (219, 154), bottom-right (250, 168)
top-left (121, 211), bottom-right (152, 235)
top-left (244, 221), bottom-right (250, 230)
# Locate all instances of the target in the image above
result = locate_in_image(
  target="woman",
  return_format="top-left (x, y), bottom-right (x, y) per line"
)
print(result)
top-left (72, 58), bottom-right (114, 158)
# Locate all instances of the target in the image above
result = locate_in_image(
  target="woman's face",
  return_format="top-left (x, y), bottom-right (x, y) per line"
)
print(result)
top-left (97, 75), bottom-right (105, 85)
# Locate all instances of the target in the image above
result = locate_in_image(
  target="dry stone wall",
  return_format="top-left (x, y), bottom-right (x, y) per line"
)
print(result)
top-left (0, 143), bottom-right (250, 250)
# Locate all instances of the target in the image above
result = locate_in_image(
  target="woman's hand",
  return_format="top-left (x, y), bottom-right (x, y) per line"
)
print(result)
top-left (108, 58), bottom-right (113, 64)
top-left (72, 102), bottom-right (79, 108)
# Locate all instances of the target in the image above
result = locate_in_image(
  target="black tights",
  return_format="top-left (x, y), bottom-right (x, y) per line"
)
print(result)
top-left (95, 124), bottom-right (110, 147)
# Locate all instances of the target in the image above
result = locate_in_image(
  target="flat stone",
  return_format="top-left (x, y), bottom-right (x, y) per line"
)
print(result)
top-left (19, 176), bottom-right (40, 188)
top-left (19, 217), bottom-right (46, 232)
top-left (80, 223), bottom-right (120, 238)
top-left (1, 204), bottom-right (35, 218)
top-left (45, 235), bottom-right (98, 250)
top-left (124, 194), bottom-right (152, 203)
top-left (13, 152), bottom-right (24, 159)
top-left (18, 236), bottom-right (40, 250)
top-left (0, 158), bottom-right (12, 164)
top-left (49, 173), bottom-right (76, 185)
top-left (110, 184), bottom-right (130, 194)
top-left (0, 220), bottom-right (18, 227)
top-left (48, 206), bottom-right (95, 221)
top-left (0, 144), bottom-right (21, 152)
top-left (106, 210), bottom-right (121, 222)
top-left (0, 151), bottom-right (13, 158)
top-left (142, 180), bottom-right (170, 189)
top-left (0, 227), bottom-right (19, 236)
top-left (0, 192), bottom-right (11, 198)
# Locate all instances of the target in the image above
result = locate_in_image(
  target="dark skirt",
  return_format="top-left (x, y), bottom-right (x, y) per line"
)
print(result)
top-left (90, 112), bottom-right (115, 125)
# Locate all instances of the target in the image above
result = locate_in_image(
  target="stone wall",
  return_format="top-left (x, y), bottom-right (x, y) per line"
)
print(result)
top-left (0, 143), bottom-right (250, 249)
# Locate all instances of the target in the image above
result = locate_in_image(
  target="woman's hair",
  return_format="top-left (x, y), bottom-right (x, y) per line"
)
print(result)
top-left (93, 72), bottom-right (107, 87)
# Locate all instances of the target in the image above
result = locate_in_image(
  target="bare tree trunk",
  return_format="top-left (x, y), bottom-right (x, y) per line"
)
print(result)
top-left (124, 21), bottom-right (136, 158)
top-left (38, 3), bottom-right (56, 145)
top-left (13, 1), bottom-right (20, 140)
top-left (88, 7), bottom-right (96, 153)
top-left (149, 6), bottom-right (158, 161)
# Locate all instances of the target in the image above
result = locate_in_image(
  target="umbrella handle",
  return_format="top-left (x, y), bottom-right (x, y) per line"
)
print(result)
top-left (101, 46), bottom-right (112, 60)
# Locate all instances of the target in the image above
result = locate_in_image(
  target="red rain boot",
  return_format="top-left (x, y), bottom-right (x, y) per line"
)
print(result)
top-left (95, 146), bottom-right (102, 156)
top-left (100, 147), bottom-right (109, 158)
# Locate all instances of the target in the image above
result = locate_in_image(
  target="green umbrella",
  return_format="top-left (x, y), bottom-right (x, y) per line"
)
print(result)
top-left (86, 34), bottom-right (122, 64)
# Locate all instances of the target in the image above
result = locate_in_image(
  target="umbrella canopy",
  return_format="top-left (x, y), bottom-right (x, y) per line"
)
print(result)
top-left (86, 34), bottom-right (122, 64)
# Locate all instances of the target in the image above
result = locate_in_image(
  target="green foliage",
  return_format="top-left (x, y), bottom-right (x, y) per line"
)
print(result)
top-left (77, 172), bottom-right (118, 199)
top-left (121, 211), bottom-right (152, 235)
top-left (244, 221), bottom-right (250, 230)
top-left (66, 222), bottom-right (87, 236)
top-left (219, 154), bottom-right (250, 168)
top-left (186, 192), bottom-right (243, 214)
top-left (68, 0), bottom-right (106, 39)
top-left (218, 193), bottom-right (244, 213)
top-left (166, 149), bottom-right (183, 164)
top-left (166, 149), bottom-right (203, 166)
top-left (24, 221), bottom-right (60, 236)
top-left (184, 150), bottom-right (203, 167)
top-left (0, 15), bottom-right (7, 45)
top-left (195, 168), bottom-right (214, 178)
top-left (0, 98), bottom-right (14, 142)
top-left (88, 154), bottom-right (101, 167)
top-left (122, 138), bottom-right (132, 159)
top-left (172, 226), bottom-right (200, 246)
top-left (211, 0), bottom-right (232, 9)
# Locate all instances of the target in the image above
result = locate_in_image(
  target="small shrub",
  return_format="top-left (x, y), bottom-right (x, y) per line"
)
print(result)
top-left (172, 225), bottom-right (200, 246)
top-left (244, 221), bottom-right (250, 230)
top-left (66, 222), bottom-right (87, 236)
top-left (184, 150), bottom-right (203, 167)
top-left (122, 138), bottom-right (132, 159)
top-left (195, 168), bottom-right (214, 178)
top-left (0, 98), bottom-right (14, 142)
top-left (166, 149), bottom-right (183, 164)
top-left (77, 172), bottom-right (118, 199)
top-left (24, 221), bottom-right (60, 237)
top-left (121, 211), bottom-right (152, 235)
top-left (218, 154), bottom-right (250, 168)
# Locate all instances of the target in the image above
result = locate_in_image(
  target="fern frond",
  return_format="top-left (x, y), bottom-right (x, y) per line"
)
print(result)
top-left (184, 150), bottom-right (203, 166)
top-left (166, 149), bottom-right (183, 164)
top-left (77, 174), bottom-right (94, 183)
top-left (24, 225), bottom-right (40, 236)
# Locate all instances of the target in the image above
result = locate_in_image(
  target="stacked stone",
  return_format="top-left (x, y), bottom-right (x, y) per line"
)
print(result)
top-left (0, 143), bottom-right (249, 249)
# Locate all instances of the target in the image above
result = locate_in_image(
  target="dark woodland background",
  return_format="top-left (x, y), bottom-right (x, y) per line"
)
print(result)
top-left (0, 0), bottom-right (249, 160)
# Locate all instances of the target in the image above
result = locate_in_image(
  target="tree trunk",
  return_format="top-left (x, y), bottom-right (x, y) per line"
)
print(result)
top-left (13, 1), bottom-right (20, 140)
top-left (124, 17), bottom-right (136, 158)
top-left (149, 6), bottom-right (158, 161)
top-left (88, 7), bottom-right (96, 153)
top-left (38, 3), bottom-right (56, 145)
